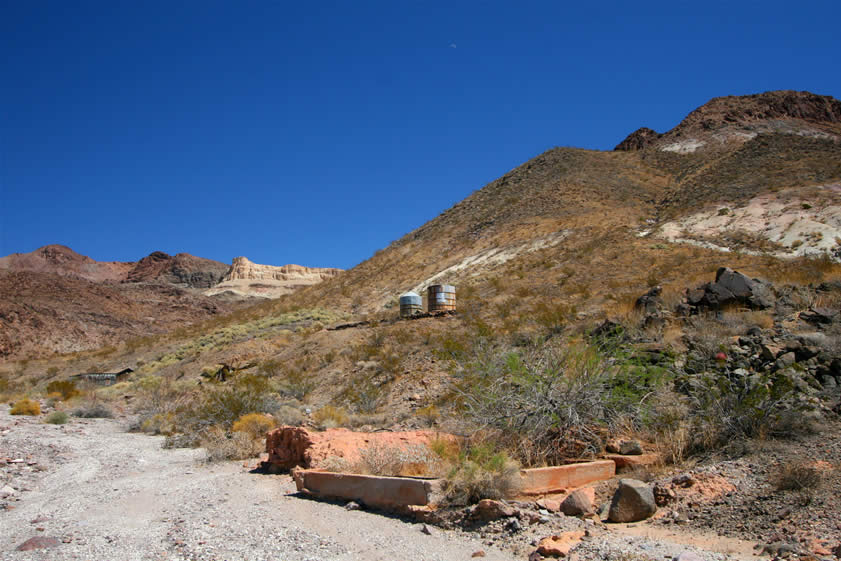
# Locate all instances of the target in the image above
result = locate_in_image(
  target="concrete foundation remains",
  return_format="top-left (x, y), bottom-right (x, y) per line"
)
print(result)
top-left (293, 470), bottom-right (444, 510)
top-left (519, 460), bottom-right (616, 495)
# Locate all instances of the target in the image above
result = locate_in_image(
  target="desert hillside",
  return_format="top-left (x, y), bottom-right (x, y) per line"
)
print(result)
top-left (2, 90), bottom-right (841, 559)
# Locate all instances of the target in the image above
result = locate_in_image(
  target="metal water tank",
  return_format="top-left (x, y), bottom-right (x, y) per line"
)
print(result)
top-left (427, 284), bottom-right (456, 312)
top-left (399, 291), bottom-right (423, 317)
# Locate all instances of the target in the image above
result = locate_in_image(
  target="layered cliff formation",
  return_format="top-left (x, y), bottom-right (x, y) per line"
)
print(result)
top-left (205, 257), bottom-right (343, 298)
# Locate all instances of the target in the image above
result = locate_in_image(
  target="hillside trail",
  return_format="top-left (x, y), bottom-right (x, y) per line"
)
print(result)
top-left (1, 411), bottom-right (761, 561)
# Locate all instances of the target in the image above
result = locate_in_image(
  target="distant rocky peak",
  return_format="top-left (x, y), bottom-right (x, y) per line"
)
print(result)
top-left (614, 127), bottom-right (662, 151)
top-left (37, 244), bottom-right (91, 264)
top-left (615, 90), bottom-right (841, 152)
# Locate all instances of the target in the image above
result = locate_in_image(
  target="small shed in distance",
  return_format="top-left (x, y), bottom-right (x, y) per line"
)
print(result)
top-left (70, 368), bottom-right (134, 386)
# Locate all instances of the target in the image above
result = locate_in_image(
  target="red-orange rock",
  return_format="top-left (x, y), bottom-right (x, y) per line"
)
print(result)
top-left (536, 531), bottom-right (585, 557)
top-left (536, 497), bottom-right (562, 512)
top-left (16, 536), bottom-right (59, 551)
top-left (474, 499), bottom-right (517, 521)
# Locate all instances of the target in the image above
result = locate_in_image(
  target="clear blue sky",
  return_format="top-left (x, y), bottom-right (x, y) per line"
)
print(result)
top-left (2, 1), bottom-right (840, 269)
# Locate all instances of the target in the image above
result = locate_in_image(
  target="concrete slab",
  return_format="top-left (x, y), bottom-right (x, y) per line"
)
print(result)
top-left (293, 469), bottom-right (444, 510)
top-left (520, 460), bottom-right (615, 495)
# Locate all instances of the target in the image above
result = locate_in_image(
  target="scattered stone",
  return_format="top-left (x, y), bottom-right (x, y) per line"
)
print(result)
top-left (619, 440), bottom-right (643, 455)
top-left (653, 483), bottom-right (677, 506)
top-left (535, 531), bottom-right (585, 558)
top-left (420, 524), bottom-right (432, 535)
top-left (344, 501), bottom-right (361, 511)
top-left (472, 551), bottom-right (486, 558)
top-left (474, 499), bottom-right (517, 521)
top-left (673, 552), bottom-right (704, 561)
top-left (608, 479), bottom-right (657, 523)
top-left (776, 352), bottom-right (797, 369)
top-left (16, 536), bottom-right (60, 551)
top-left (800, 308), bottom-right (839, 325)
top-left (672, 474), bottom-right (695, 487)
top-left (635, 286), bottom-right (663, 315)
top-left (536, 498), bottom-right (561, 512)
top-left (560, 488), bottom-right (595, 516)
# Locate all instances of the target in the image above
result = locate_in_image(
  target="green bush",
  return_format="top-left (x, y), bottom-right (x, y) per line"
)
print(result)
top-left (45, 411), bottom-right (69, 424)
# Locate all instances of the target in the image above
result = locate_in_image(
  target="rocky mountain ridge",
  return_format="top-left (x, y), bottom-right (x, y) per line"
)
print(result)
top-left (125, 251), bottom-right (229, 289)
top-left (616, 90), bottom-right (841, 153)
top-left (0, 247), bottom-right (342, 360)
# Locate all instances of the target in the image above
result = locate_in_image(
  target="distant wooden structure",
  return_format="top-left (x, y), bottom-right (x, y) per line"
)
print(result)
top-left (70, 368), bottom-right (134, 386)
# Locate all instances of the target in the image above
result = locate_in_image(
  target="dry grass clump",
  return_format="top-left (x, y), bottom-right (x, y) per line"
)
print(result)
top-left (771, 461), bottom-right (825, 491)
top-left (354, 442), bottom-right (443, 477)
top-left (201, 425), bottom-right (262, 462)
top-left (443, 442), bottom-right (522, 505)
top-left (231, 412), bottom-right (277, 440)
top-left (45, 380), bottom-right (80, 401)
top-left (312, 405), bottom-right (349, 428)
top-left (71, 401), bottom-right (114, 418)
top-left (10, 398), bottom-right (41, 416)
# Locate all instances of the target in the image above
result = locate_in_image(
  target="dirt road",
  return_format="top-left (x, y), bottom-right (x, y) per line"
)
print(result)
top-left (0, 411), bottom-right (515, 560)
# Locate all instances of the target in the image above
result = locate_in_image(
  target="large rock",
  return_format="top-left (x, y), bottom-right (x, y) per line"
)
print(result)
top-left (608, 479), bottom-right (657, 522)
top-left (686, 268), bottom-right (775, 311)
top-left (560, 487), bottom-right (595, 516)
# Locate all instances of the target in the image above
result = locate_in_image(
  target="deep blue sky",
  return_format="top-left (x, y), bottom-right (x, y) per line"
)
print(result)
top-left (2, 1), bottom-right (840, 269)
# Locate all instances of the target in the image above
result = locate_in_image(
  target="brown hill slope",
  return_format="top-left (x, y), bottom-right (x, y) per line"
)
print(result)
top-left (0, 245), bottom-right (133, 282)
top-left (5, 91), bottom-right (841, 405)
top-left (0, 270), bottom-right (237, 359)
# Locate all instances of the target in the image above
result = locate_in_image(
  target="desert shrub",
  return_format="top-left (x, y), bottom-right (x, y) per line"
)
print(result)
top-left (312, 405), bottom-right (348, 428)
top-left (415, 404), bottom-right (440, 426)
top-left (320, 455), bottom-right (352, 473)
top-left (201, 425), bottom-right (261, 462)
top-left (45, 380), bottom-right (80, 400)
top-left (72, 402), bottom-right (114, 418)
top-left (354, 442), bottom-right (442, 477)
top-left (443, 444), bottom-right (522, 505)
top-left (231, 413), bottom-right (277, 440)
top-left (45, 411), bottom-right (69, 424)
top-left (771, 461), bottom-right (825, 491)
top-left (10, 398), bottom-right (41, 416)
top-left (186, 374), bottom-right (277, 429)
top-left (272, 403), bottom-right (305, 426)
top-left (683, 369), bottom-right (808, 450)
top-left (453, 341), bottom-right (666, 465)
top-left (278, 369), bottom-right (316, 400)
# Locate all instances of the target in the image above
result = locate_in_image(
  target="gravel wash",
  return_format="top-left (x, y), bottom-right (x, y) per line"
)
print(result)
top-left (0, 411), bottom-right (513, 561)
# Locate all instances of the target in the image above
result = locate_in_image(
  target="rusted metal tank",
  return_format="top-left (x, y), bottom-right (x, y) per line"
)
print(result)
top-left (399, 292), bottom-right (423, 317)
top-left (427, 284), bottom-right (456, 312)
